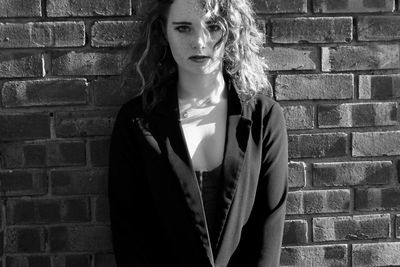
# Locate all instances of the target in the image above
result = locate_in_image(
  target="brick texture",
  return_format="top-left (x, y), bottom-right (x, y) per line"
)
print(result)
top-left (283, 105), bottom-right (314, 130)
top-left (359, 74), bottom-right (400, 99)
top-left (358, 16), bottom-right (400, 41)
top-left (287, 190), bottom-right (350, 214)
top-left (289, 133), bottom-right (348, 158)
top-left (91, 21), bottom-right (138, 47)
top-left (254, 0), bottom-right (307, 13)
top-left (1, 0), bottom-right (400, 265)
top-left (313, 214), bottom-right (391, 241)
top-left (353, 242), bottom-right (400, 267)
top-left (52, 51), bottom-right (128, 76)
top-left (0, 0), bottom-right (42, 17)
top-left (271, 17), bottom-right (353, 43)
top-left (288, 161), bottom-right (306, 188)
top-left (313, 161), bottom-right (392, 186)
top-left (46, 0), bottom-right (131, 17)
top-left (2, 79), bottom-right (88, 107)
top-left (261, 47), bottom-right (317, 71)
top-left (275, 74), bottom-right (354, 100)
top-left (0, 53), bottom-right (43, 77)
top-left (281, 245), bottom-right (348, 266)
top-left (0, 22), bottom-right (85, 48)
top-left (322, 45), bottom-right (400, 71)
top-left (318, 102), bottom-right (398, 128)
top-left (355, 188), bottom-right (400, 211)
top-left (313, 0), bottom-right (395, 13)
top-left (353, 131), bottom-right (400, 157)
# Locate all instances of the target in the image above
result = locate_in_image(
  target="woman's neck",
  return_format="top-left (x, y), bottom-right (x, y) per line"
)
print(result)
top-left (177, 71), bottom-right (226, 104)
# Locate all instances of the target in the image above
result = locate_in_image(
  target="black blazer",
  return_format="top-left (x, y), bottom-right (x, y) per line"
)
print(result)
top-left (108, 79), bottom-right (288, 267)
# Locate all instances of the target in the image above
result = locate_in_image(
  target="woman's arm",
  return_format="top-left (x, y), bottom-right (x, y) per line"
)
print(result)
top-left (108, 104), bottom-right (148, 267)
top-left (229, 102), bottom-right (288, 267)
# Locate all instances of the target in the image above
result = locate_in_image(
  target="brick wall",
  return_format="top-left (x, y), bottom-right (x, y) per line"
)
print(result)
top-left (0, 0), bottom-right (399, 266)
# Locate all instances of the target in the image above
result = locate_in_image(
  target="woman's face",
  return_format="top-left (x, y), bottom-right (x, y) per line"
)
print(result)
top-left (165, 0), bottom-right (226, 77)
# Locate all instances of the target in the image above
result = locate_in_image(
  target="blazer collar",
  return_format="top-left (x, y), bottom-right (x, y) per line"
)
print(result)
top-left (149, 77), bottom-right (253, 264)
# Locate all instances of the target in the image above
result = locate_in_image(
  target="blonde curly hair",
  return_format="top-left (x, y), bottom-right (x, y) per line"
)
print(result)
top-left (123, 0), bottom-right (271, 113)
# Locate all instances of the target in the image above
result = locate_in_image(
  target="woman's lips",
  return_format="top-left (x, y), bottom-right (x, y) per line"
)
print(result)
top-left (189, 55), bottom-right (211, 63)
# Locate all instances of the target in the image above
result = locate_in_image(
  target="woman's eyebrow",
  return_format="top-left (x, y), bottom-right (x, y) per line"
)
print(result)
top-left (172, 21), bottom-right (192, 25)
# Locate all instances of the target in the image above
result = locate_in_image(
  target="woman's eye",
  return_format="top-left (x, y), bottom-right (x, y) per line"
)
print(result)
top-left (207, 24), bottom-right (221, 32)
top-left (175, 26), bottom-right (190, 33)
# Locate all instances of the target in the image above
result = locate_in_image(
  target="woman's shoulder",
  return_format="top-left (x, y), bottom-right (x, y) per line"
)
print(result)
top-left (117, 94), bottom-right (144, 119)
top-left (244, 93), bottom-right (283, 118)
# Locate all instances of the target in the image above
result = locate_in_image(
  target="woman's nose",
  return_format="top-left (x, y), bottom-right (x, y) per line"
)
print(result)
top-left (191, 28), bottom-right (209, 50)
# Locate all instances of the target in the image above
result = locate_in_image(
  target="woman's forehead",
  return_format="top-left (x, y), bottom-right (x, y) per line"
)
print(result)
top-left (167, 0), bottom-right (207, 20)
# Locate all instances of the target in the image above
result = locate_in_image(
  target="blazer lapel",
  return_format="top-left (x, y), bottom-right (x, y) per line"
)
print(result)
top-left (150, 83), bottom-right (215, 265)
top-left (214, 83), bottom-right (252, 256)
top-left (148, 79), bottom-right (253, 266)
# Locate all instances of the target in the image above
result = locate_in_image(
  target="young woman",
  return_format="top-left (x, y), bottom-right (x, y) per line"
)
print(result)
top-left (108, 0), bottom-right (288, 266)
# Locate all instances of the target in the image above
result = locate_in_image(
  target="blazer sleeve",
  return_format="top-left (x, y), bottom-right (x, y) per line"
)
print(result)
top-left (256, 102), bottom-right (288, 266)
top-left (231, 102), bottom-right (288, 267)
top-left (108, 104), bottom-right (148, 267)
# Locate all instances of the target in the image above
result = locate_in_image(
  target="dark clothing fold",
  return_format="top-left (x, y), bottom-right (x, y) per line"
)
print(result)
top-left (108, 80), bottom-right (288, 267)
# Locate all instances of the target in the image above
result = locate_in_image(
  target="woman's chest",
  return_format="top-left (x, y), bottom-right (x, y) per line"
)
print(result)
top-left (180, 103), bottom-right (227, 171)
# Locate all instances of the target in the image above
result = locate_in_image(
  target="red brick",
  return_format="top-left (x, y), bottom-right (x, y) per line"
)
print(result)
top-left (283, 220), bottom-right (308, 245)
top-left (51, 168), bottom-right (107, 195)
top-left (47, 142), bottom-right (86, 167)
top-left (0, 170), bottom-right (47, 196)
top-left (353, 242), bottom-right (400, 266)
top-left (313, 161), bottom-right (392, 186)
top-left (6, 198), bottom-right (90, 225)
top-left (2, 79), bottom-right (87, 107)
top-left (1, 141), bottom-right (86, 168)
top-left (275, 74), bottom-right (354, 100)
top-left (359, 74), bottom-right (400, 99)
top-left (0, 53), bottom-right (43, 78)
top-left (94, 196), bottom-right (110, 222)
top-left (0, 22), bottom-right (85, 48)
top-left (0, 113), bottom-right (50, 140)
top-left (90, 139), bottom-right (110, 167)
top-left (356, 188), bottom-right (400, 211)
top-left (3, 141), bottom-right (86, 168)
top-left (55, 110), bottom-right (116, 137)
top-left (5, 255), bottom-right (51, 267)
top-left (0, 0), bottom-right (41, 17)
top-left (395, 215), bottom-right (400, 238)
top-left (322, 45), bottom-right (400, 71)
top-left (314, 0), bottom-right (395, 13)
top-left (254, 0), bottom-right (307, 13)
top-left (281, 245), bottom-right (347, 266)
top-left (287, 189), bottom-right (350, 214)
top-left (353, 131), bottom-right (400, 157)
top-left (53, 255), bottom-right (90, 267)
top-left (288, 162), bottom-right (306, 188)
top-left (358, 16), bottom-right (400, 41)
top-left (91, 21), bottom-right (138, 47)
top-left (318, 102), bottom-right (398, 128)
top-left (47, 0), bottom-right (131, 17)
top-left (313, 214), bottom-right (390, 242)
top-left (5, 227), bottom-right (46, 253)
top-left (52, 51), bottom-right (128, 76)
top-left (91, 77), bottom-right (139, 106)
top-left (49, 225), bottom-right (112, 252)
top-left (289, 133), bottom-right (348, 159)
top-left (261, 47), bottom-right (317, 71)
top-left (283, 105), bottom-right (314, 130)
top-left (271, 17), bottom-right (352, 44)
top-left (95, 254), bottom-right (117, 267)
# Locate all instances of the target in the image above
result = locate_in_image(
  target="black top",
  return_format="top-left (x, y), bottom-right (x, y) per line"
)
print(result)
top-left (195, 165), bottom-right (223, 251)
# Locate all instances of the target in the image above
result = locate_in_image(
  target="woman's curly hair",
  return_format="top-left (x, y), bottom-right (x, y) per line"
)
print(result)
top-left (122, 0), bottom-right (271, 113)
